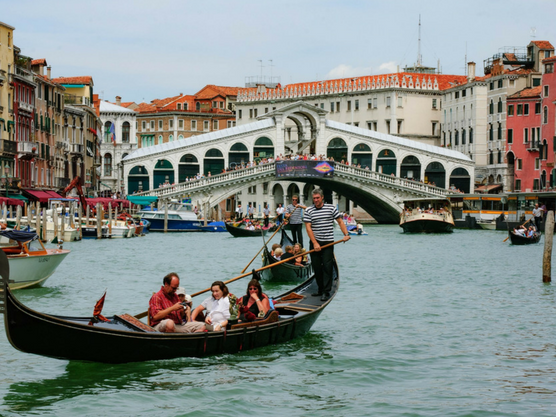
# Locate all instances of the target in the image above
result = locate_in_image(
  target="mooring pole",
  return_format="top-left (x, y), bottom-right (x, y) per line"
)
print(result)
top-left (543, 211), bottom-right (554, 283)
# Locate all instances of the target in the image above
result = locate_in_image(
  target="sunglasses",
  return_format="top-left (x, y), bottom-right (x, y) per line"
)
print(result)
top-left (248, 287), bottom-right (258, 290)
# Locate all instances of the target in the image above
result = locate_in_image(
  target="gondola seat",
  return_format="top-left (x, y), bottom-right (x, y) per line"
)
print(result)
top-left (231, 310), bottom-right (279, 329)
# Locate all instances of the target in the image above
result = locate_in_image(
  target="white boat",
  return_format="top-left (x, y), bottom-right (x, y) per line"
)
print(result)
top-left (104, 219), bottom-right (134, 238)
top-left (400, 198), bottom-right (455, 233)
top-left (476, 219), bottom-right (497, 230)
top-left (45, 220), bottom-right (80, 242)
top-left (1, 230), bottom-right (70, 289)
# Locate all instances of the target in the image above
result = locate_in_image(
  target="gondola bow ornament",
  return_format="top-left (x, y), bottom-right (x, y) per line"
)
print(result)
top-left (88, 291), bottom-right (110, 325)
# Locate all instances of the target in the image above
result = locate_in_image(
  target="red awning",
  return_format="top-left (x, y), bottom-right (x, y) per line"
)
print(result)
top-left (23, 189), bottom-right (54, 203)
top-left (0, 197), bottom-right (24, 207)
top-left (44, 190), bottom-right (64, 199)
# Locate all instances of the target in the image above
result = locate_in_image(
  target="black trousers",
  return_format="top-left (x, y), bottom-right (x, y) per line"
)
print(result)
top-left (264, 215), bottom-right (269, 227)
top-left (310, 240), bottom-right (334, 294)
top-left (535, 216), bottom-right (542, 231)
top-left (289, 223), bottom-right (303, 247)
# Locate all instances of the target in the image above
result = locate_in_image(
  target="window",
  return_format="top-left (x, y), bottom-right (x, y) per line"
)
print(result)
top-left (386, 97), bottom-right (391, 107)
top-left (517, 159), bottom-right (522, 170)
top-left (524, 128), bottom-right (529, 143)
top-left (178, 119), bottom-right (184, 129)
top-left (455, 91), bottom-right (459, 99)
top-left (497, 99), bottom-right (502, 113)
top-left (254, 109), bottom-right (258, 117)
top-left (330, 102), bottom-right (335, 112)
top-left (204, 120), bottom-right (209, 131)
top-left (515, 179), bottom-right (521, 191)
top-left (227, 121), bottom-right (235, 128)
top-left (462, 129), bottom-right (466, 144)
top-left (122, 122), bottom-right (130, 143)
top-left (489, 100), bottom-right (494, 114)
top-left (169, 119), bottom-right (173, 129)
top-left (142, 121), bottom-right (146, 130)
top-left (432, 122), bottom-right (437, 136)
top-left (373, 98), bottom-right (377, 108)
top-left (498, 79), bottom-right (503, 88)
top-left (535, 158), bottom-right (540, 170)
top-left (462, 89), bottom-right (466, 97)
top-left (489, 151), bottom-right (494, 164)
top-left (524, 104), bottom-right (529, 115)
top-left (336, 102), bottom-right (340, 112)
top-left (533, 179), bottom-right (540, 190)
top-left (347, 101), bottom-right (351, 111)
top-left (191, 120), bottom-right (197, 131)
top-left (213, 120), bottom-right (218, 130)
top-left (432, 99), bottom-right (437, 109)
top-left (508, 129), bottom-right (513, 144)
top-left (150, 121), bottom-right (155, 130)
top-left (455, 130), bottom-right (459, 146)
top-left (546, 63), bottom-right (554, 74)
top-left (386, 120), bottom-right (391, 134)
top-left (489, 124), bottom-right (493, 141)
top-left (249, 109), bottom-right (253, 118)
top-left (497, 150), bottom-right (502, 164)
top-left (544, 106), bottom-right (548, 124)
top-left (367, 99), bottom-right (373, 109)
top-left (355, 100), bottom-right (359, 110)
top-left (104, 153), bottom-right (112, 176)
top-left (397, 97), bottom-right (403, 107)
top-left (177, 103), bottom-right (182, 110)
top-left (490, 82), bottom-right (494, 90)
top-left (508, 104), bottom-right (514, 116)
top-left (533, 78), bottom-right (541, 87)
top-left (354, 122), bottom-right (359, 127)
top-left (320, 103), bottom-right (324, 109)
top-left (497, 123), bottom-right (502, 140)
top-left (158, 120), bottom-right (163, 130)
top-left (212, 101), bottom-right (217, 108)
top-left (517, 104), bottom-right (523, 115)
top-left (536, 102), bottom-right (541, 114)
top-left (264, 107), bottom-right (268, 113)
top-left (367, 122), bottom-right (373, 130)
top-left (238, 110), bottom-right (242, 119)
top-left (544, 86), bottom-right (549, 97)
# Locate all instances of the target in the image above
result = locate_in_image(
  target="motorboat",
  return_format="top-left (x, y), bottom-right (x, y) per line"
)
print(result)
top-left (139, 201), bottom-right (204, 232)
top-left (400, 198), bottom-right (454, 233)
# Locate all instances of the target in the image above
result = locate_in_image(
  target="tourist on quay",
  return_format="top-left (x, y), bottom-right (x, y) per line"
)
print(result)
top-left (285, 195), bottom-right (306, 246)
top-left (304, 188), bottom-right (350, 302)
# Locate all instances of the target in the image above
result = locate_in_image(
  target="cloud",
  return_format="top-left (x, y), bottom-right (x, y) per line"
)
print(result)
top-left (325, 64), bottom-right (373, 80)
top-left (377, 61), bottom-right (398, 73)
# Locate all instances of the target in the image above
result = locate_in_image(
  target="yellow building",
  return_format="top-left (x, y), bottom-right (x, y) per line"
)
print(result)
top-left (0, 21), bottom-right (14, 143)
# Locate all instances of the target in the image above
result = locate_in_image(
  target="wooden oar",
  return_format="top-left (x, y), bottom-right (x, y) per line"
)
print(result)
top-left (239, 206), bottom-right (299, 274)
top-left (504, 217), bottom-right (533, 242)
top-left (134, 237), bottom-right (347, 320)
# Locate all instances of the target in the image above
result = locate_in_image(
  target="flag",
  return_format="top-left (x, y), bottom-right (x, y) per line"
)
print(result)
top-left (109, 122), bottom-right (116, 146)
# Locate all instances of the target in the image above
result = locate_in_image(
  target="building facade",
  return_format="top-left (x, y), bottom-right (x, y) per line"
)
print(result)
top-left (0, 21), bottom-right (16, 191)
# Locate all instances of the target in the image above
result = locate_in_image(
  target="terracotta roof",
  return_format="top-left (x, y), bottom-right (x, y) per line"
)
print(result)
top-left (542, 56), bottom-right (556, 63)
top-left (119, 102), bottom-right (135, 108)
top-left (34, 73), bottom-right (65, 89)
top-left (162, 95), bottom-right (196, 110)
top-left (135, 102), bottom-right (157, 113)
top-left (31, 58), bottom-right (47, 66)
top-left (151, 94), bottom-right (183, 108)
top-left (531, 40), bottom-right (554, 50)
top-left (51, 76), bottom-right (93, 85)
top-left (195, 85), bottom-right (240, 99)
top-left (508, 86), bottom-right (542, 99)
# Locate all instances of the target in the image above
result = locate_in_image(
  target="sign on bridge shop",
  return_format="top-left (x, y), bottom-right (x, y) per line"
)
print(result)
top-left (275, 160), bottom-right (335, 178)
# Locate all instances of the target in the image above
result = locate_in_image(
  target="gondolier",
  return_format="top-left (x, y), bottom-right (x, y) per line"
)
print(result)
top-left (304, 188), bottom-right (350, 301)
top-left (533, 203), bottom-right (543, 231)
top-left (285, 195), bottom-right (306, 246)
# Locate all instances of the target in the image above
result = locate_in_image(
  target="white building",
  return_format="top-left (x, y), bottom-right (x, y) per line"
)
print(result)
top-left (99, 99), bottom-right (137, 195)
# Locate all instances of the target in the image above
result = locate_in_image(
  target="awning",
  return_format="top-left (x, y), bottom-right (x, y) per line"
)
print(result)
top-left (44, 190), bottom-right (64, 199)
top-left (127, 195), bottom-right (158, 205)
top-left (0, 197), bottom-right (24, 207)
top-left (475, 184), bottom-right (503, 193)
top-left (23, 189), bottom-right (55, 203)
top-left (7, 194), bottom-right (29, 203)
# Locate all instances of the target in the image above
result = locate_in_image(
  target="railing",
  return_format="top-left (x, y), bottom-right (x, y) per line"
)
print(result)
top-left (14, 66), bottom-right (34, 83)
top-left (64, 95), bottom-right (91, 107)
top-left (17, 141), bottom-right (39, 154)
top-left (17, 101), bottom-right (34, 113)
top-left (133, 161), bottom-right (448, 199)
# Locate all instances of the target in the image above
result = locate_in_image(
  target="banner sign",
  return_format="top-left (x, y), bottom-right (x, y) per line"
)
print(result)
top-left (275, 160), bottom-right (335, 178)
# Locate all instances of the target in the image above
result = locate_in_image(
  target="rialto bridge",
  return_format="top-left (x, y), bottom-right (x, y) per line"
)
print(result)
top-left (122, 102), bottom-right (474, 223)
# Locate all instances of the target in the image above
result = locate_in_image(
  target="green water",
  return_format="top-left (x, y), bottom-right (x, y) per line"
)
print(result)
top-left (1, 227), bottom-right (555, 416)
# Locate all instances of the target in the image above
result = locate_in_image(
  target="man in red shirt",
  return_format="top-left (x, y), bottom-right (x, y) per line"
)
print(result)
top-left (149, 272), bottom-right (203, 333)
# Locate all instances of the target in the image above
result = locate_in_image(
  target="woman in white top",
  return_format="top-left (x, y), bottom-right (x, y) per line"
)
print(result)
top-left (191, 281), bottom-right (230, 331)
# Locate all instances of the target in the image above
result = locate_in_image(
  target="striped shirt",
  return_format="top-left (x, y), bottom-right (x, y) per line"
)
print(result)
top-left (304, 203), bottom-right (340, 242)
top-left (286, 204), bottom-right (303, 224)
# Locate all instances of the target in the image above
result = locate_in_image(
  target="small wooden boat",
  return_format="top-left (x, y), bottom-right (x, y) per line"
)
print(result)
top-left (225, 222), bottom-right (268, 237)
top-left (508, 230), bottom-right (541, 245)
top-left (347, 225), bottom-right (368, 236)
top-left (400, 198), bottom-right (454, 233)
top-left (1, 230), bottom-right (70, 289)
top-left (476, 219), bottom-right (496, 230)
top-left (0, 249), bottom-right (339, 363)
top-left (260, 229), bottom-right (313, 282)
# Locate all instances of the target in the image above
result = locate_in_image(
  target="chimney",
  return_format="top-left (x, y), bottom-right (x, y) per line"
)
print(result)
top-left (467, 62), bottom-right (476, 82)
top-left (47, 66), bottom-right (51, 79)
top-left (116, 96), bottom-right (122, 106)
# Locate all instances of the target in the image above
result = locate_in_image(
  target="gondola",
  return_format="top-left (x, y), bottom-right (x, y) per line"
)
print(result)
top-left (225, 222), bottom-right (268, 237)
top-left (508, 230), bottom-right (541, 245)
top-left (260, 229), bottom-right (313, 282)
top-left (0, 249), bottom-right (338, 363)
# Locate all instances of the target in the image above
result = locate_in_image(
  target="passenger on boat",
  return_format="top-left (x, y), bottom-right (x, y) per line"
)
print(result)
top-left (274, 248), bottom-right (283, 260)
top-left (513, 226), bottom-right (527, 236)
top-left (527, 226), bottom-right (536, 238)
top-left (281, 245), bottom-right (295, 263)
top-left (270, 243), bottom-right (281, 257)
top-left (149, 273), bottom-right (202, 333)
top-left (191, 281), bottom-right (231, 332)
top-left (175, 287), bottom-right (193, 323)
top-left (237, 279), bottom-right (271, 322)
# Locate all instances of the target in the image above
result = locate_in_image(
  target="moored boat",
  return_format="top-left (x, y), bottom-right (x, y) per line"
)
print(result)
top-left (0, 230), bottom-right (70, 289)
top-left (400, 198), bottom-right (454, 233)
top-left (139, 201), bottom-right (204, 232)
top-left (260, 229), bottom-right (313, 282)
top-left (0, 249), bottom-right (339, 363)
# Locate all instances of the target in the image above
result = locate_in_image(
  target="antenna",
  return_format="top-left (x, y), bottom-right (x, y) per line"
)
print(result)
top-left (417, 14), bottom-right (422, 68)
top-left (530, 27), bottom-right (537, 38)
top-left (465, 42), bottom-right (467, 75)
top-left (258, 59), bottom-right (264, 82)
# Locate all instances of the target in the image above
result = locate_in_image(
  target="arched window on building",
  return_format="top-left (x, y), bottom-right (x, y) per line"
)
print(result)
top-left (104, 153), bottom-right (112, 176)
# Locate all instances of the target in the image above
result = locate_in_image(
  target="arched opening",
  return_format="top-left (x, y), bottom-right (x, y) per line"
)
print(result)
top-left (272, 183), bottom-right (285, 206)
top-left (541, 170), bottom-right (547, 189)
top-left (286, 183), bottom-right (301, 204)
top-left (327, 138), bottom-right (348, 162)
top-left (103, 153), bottom-right (112, 176)
top-left (253, 137), bottom-right (274, 162)
top-left (507, 151), bottom-right (515, 191)
top-left (104, 121), bottom-right (113, 143)
top-left (351, 143), bottom-right (372, 169)
top-left (376, 149), bottom-right (397, 176)
top-left (179, 154), bottom-right (199, 181)
top-left (449, 168), bottom-right (471, 193)
top-left (400, 155), bottom-right (421, 181)
top-left (128, 165), bottom-right (149, 193)
top-left (203, 148), bottom-right (224, 176)
top-left (424, 162), bottom-right (446, 188)
top-left (154, 159), bottom-right (174, 186)
top-left (228, 142), bottom-right (250, 168)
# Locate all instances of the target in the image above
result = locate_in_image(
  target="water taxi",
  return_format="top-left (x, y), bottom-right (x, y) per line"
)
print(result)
top-left (399, 198), bottom-right (454, 233)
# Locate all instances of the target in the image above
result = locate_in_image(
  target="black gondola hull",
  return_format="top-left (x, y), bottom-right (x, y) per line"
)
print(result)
top-left (260, 229), bottom-right (312, 282)
top-left (508, 231), bottom-right (541, 245)
top-left (225, 223), bottom-right (268, 237)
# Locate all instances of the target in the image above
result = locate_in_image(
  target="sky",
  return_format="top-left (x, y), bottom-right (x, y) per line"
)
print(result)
top-left (5, 0), bottom-right (556, 104)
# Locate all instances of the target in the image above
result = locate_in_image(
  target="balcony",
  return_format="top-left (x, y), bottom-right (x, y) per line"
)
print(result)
top-left (71, 143), bottom-right (84, 154)
top-left (93, 155), bottom-right (102, 166)
top-left (17, 141), bottom-right (39, 154)
top-left (64, 94), bottom-right (91, 107)
top-left (14, 66), bottom-right (34, 83)
top-left (0, 140), bottom-right (17, 154)
top-left (527, 141), bottom-right (539, 152)
top-left (17, 101), bottom-right (34, 114)
top-left (55, 177), bottom-right (71, 188)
